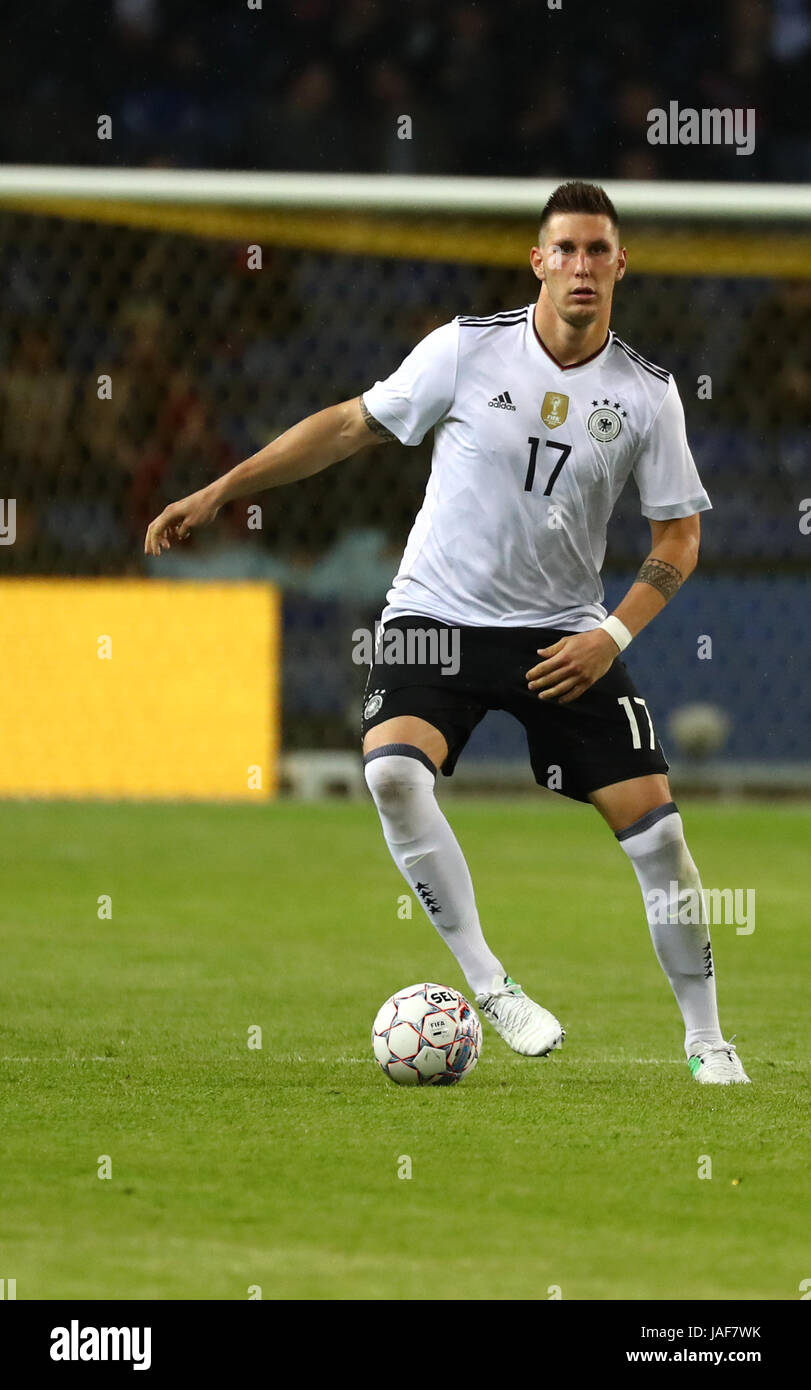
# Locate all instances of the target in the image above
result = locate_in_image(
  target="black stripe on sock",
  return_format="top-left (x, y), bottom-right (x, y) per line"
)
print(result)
top-left (362, 743), bottom-right (437, 777)
top-left (615, 800), bottom-right (678, 841)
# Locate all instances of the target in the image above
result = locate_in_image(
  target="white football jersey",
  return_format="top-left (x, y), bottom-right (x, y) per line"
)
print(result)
top-left (362, 303), bottom-right (710, 629)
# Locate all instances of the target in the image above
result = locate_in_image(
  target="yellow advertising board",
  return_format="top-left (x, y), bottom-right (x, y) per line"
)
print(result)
top-left (0, 580), bottom-right (279, 799)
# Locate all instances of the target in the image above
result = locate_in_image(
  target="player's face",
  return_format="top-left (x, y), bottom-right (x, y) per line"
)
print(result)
top-left (532, 214), bottom-right (626, 327)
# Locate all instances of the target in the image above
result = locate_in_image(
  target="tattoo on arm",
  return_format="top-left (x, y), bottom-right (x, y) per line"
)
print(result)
top-left (359, 396), bottom-right (397, 442)
top-left (636, 557), bottom-right (683, 601)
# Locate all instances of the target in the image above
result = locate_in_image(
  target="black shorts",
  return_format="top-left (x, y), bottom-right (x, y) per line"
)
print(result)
top-left (360, 615), bottom-right (668, 803)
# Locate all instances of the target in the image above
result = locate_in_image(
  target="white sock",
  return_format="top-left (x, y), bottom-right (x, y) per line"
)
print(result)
top-left (617, 803), bottom-right (723, 1055)
top-left (363, 745), bottom-right (504, 995)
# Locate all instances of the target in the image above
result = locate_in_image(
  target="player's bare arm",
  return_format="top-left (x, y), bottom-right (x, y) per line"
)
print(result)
top-left (526, 515), bottom-right (700, 703)
top-left (144, 395), bottom-right (392, 556)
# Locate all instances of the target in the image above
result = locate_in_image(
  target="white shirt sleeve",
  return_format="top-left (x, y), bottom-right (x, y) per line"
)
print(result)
top-left (362, 320), bottom-right (459, 446)
top-left (633, 376), bottom-right (711, 519)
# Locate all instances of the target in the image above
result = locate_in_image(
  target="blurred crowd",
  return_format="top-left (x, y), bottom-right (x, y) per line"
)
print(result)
top-left (4, 0), bottom-right (810, 181)
top-left (1, 210), bottom-right (808, 582)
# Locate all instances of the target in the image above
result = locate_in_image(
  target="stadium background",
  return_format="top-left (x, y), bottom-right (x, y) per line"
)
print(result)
top-left (1, 0), bottom-right (810, 795)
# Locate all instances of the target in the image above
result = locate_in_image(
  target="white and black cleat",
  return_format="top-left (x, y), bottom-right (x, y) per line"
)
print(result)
top-left (475, 974), bottom-right (565, 1057)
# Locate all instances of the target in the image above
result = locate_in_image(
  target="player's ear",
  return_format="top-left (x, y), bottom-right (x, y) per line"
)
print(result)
top-left (615, 246), bottom-right (627, 281)
top-left (530, 246), bottom-right (545, 282)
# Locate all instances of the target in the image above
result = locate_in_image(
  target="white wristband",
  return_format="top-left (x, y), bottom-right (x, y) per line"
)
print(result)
top-left (599, 615), bottom-right (633, 652)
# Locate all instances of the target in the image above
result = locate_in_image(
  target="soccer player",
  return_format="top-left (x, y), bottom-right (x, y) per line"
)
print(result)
top-left (145, 181), bottom-right (749, 1085)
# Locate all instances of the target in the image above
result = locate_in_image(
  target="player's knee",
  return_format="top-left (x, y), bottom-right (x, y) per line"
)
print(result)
top-left (363, 754), bottom-right (405, 811)
top-left (363, 746), bottom-right (436, 820)
top-left (617, 803), bottom-right (693, 870)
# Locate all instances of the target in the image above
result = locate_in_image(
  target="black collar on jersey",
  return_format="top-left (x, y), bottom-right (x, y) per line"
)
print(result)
top-left (531, 311), bottom-right (612, 372)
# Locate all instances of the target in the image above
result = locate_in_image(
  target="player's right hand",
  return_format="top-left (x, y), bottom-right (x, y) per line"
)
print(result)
top-left (144, 486), bottom-right (221, 557)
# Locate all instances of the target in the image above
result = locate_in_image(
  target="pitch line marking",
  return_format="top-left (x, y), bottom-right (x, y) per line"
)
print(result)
top-left (0, 1055), bottom-right (805, 1067)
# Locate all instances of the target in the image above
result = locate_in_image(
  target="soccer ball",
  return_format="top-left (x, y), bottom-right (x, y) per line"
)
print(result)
top-left (371, 983), bottom-right (482, 1086)
top-left (668, 702), bottom-right (731, 759)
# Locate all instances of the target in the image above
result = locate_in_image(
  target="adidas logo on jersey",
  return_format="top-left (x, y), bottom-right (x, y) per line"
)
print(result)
top-left (488, 390), bottom-right (516, 410)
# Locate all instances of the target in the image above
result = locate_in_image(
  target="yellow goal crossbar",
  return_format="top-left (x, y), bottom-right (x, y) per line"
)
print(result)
top-left (0, 169), bottom-right (808, 278)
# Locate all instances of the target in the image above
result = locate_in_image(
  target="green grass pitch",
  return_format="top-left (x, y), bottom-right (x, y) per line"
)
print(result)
top-left (0, 796), bottom-right (808, 1301)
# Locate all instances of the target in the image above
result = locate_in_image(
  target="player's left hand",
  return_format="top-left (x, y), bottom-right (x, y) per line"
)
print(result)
top-left (526, 630), bottom-right (619, 704)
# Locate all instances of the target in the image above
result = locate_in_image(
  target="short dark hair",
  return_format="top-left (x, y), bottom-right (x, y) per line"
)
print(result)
top-left (539, 181), bottom-right (619, 239)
